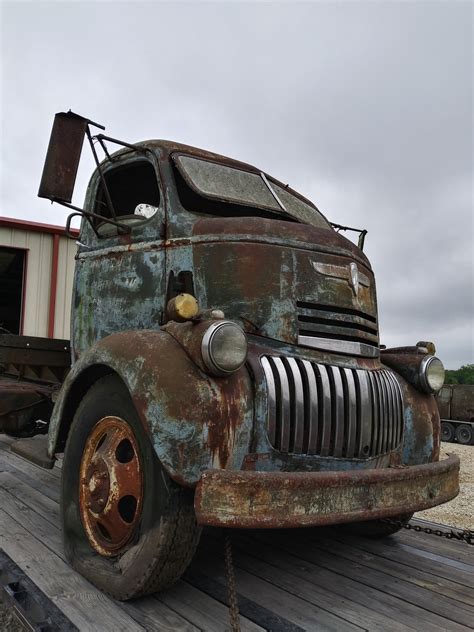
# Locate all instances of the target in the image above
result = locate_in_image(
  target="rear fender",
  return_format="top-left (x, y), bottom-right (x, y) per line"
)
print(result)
top-left (48, 330), bottom-right (254, 486)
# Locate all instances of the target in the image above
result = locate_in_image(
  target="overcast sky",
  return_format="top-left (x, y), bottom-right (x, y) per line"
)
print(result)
top-left (1, 1), bottom-right (472, 368)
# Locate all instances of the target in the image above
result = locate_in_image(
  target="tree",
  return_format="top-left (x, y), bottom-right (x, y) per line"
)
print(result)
top-left (444, 364), bottom-right (474, 385)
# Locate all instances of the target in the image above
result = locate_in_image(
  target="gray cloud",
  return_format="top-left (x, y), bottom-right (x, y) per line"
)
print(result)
top-left (1, 1), bottom-right (472, 367)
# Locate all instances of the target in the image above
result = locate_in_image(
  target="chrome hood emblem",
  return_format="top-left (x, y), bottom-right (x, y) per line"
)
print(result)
top-left (312, 260), bottom-right (369, 296)
top-left (349, 262), bottom-right (359, 296)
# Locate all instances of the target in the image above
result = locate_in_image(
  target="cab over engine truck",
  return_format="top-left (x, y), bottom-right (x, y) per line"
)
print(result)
top-left (0, 112), bottom-right (459, 600)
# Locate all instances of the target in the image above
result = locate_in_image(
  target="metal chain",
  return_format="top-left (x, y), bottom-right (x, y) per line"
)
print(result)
top-left (383, 519), bottom-right (474, 545)
top-left (223, 530), bottom-right (241, 632)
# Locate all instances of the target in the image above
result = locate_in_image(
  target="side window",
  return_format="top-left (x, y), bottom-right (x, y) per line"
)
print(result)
top-left (94, 160), bottom-right (160, 222)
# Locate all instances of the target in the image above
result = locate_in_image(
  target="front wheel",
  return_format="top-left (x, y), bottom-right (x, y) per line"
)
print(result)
top-left (61, 374), bottom-right (201, 600)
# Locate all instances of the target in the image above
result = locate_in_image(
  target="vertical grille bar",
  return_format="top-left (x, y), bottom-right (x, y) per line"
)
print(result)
top-left (261, 357), bottom-right (277, 447)
top-left (342, 368), bottom-right (358, 458)
top-left (286, 358), bottom-right (305, 453)
top-left (271, 357), bottom-right (291, 453)
top-left (386, 371), bottom-right (403, 447)
top-left (330, 367), bottom-right (345, 457)
top-left (316, 364), bottom-right (332, 456)
top-left (301, 360), bottom-right (319, 454)
top-left (367, 371), bottom-right (379, 455)
top-left (356, 369), bottom-right (373, 457)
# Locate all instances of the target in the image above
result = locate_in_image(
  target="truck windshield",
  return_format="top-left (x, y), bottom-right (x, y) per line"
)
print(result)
top-left (173, 154), bottom-right (329, 229)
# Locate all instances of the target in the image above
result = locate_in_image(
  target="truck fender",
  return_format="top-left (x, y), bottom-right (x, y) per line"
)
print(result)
top-left (48, 329), bottom-right (254, 486)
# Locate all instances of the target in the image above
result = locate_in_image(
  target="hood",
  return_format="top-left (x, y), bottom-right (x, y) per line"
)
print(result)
top-left (191, 217), bottom-right (379, 357)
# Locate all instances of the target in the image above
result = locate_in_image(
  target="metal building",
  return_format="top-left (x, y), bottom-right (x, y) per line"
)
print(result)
top-left (0, 217), bottom-right (78, 340)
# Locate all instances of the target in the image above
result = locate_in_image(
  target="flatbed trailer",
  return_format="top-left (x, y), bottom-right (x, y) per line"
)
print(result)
top-left (0, 437), bottom-right (472, 632)
top-left (437, 385), bottom-right (474, 445)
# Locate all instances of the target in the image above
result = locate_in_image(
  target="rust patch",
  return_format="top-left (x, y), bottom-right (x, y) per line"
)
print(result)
top-left (195, 453), bottom-right (460, 528)
top-left (79, 415), bottom-right (143, 557)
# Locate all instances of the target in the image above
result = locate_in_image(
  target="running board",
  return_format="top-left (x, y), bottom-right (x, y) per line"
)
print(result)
top-left (10, 436), bottom-right (55, 469)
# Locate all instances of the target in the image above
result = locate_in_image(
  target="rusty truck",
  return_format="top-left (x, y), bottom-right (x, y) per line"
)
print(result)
top-left (0, 112), bottom-right (459, 600)
top-left (437, 384), bottom-right (474, 445)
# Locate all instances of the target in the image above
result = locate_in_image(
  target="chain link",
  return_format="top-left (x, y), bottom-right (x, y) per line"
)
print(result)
top-left (383, 519), bottom-right (474, 545)
top-left (223, 530), bottom-right (241, 632)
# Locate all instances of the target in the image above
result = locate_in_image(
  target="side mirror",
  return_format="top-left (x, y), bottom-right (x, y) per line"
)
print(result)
top-left (38, 111), bottom-right (90, 203)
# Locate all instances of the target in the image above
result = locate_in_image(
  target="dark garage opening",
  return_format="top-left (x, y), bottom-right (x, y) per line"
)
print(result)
top-left (0, 247), bottom-right (26, 334)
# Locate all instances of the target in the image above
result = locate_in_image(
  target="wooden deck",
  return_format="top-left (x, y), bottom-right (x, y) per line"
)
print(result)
top-left (0, 433), bottom-right (472, 631)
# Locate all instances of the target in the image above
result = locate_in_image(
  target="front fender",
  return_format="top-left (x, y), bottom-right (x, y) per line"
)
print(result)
top-left (48, 330), bottom-right (254, 486)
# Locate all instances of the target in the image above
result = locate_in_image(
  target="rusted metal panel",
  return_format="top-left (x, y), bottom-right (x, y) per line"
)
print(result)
top-left (48, 329), bottom-right (254, 486)
top-left (79, 416), bottom-right (143, 557)
top-left (194, 453), bottom-right (460, 528)
top-left (38, 112), bottom-right (89, 204)
top-left (436, 384), bottom-right (474, 423)
top-left (0, 379), bottom-right (54, 433)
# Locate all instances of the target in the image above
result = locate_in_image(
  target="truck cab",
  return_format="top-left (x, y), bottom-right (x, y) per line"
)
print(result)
top-left (11, 113), bottom-right (460, 600)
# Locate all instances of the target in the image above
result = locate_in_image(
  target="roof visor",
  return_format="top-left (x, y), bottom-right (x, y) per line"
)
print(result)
top-left (173, 154), bottom-right (330, 230)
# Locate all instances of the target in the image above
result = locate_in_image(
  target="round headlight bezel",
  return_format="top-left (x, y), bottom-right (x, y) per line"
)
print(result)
top-left (419, 355), bottom-right (445, 393)
top-left (201, 321), bottom-right (248, 376)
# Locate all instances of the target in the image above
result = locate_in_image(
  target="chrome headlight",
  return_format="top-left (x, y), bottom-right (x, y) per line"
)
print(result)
top-left (201, 321), bottom-right (248, 376)
top-left (419, 356), bottom-right (445, 393)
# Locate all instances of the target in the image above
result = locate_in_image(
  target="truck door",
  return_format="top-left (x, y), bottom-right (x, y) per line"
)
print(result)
top-left (72, 153), bottom-right (166, 356)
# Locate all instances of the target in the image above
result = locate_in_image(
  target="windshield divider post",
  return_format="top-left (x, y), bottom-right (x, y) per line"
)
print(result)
top-left (260, 172), bottom-right (287, 212)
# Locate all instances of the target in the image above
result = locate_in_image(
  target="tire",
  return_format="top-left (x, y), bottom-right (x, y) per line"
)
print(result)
top-left (441, 421), bottom-right (455, 443)
top-left (337, 513), bottom-right (413, 538)
top-left (61, 374), bottom-right (201, 600)
top-left (456, 424), bottom-right (474, 446)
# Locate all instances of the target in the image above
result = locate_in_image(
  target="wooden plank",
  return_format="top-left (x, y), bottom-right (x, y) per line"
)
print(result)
top-left (310, 527), bottom-right (474, 588)
top-left (0, 508), bottom-right (144, 631)
top-left (158, 581), bottom-right (265, 632)
top-left (116, 597), bottom-right (200, 632)
top-left (293, 529), bottom-right (474, 607)
top-left (0, 473), bottom-right (262, 631)
top-left (199, 534), bottom-right (414, 632)
top-left (391, 527), bottom-right (474, 565)
top-left (0, 471), bottom-right (59, 526)
top-left (0, 452), bottom-right (60, 502)
top-left (247, 531), bottom-right (473, 629)
top-left (189, 538), bottom-right (363, 631)
top-left (220, 532), bottom-right (463, 632)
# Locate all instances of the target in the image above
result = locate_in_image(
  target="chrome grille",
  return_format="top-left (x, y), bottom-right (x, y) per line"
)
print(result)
top-left (261, 355), bottom-right (403, 458)
top-left (297, 301), bottom-right (379, 358)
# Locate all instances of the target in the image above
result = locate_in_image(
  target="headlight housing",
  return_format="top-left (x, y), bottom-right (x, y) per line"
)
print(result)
top-left (201, 321), bottom-right (248, 376)
top-left (419, 356), bottom-right (445, 393)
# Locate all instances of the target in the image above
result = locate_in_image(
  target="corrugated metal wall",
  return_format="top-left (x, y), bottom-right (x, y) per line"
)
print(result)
top-left (0, 225), bottom-right (76, 340)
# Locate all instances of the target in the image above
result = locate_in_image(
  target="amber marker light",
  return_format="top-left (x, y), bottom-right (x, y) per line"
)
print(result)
top-left (167, 293), bottom-right (199, 322)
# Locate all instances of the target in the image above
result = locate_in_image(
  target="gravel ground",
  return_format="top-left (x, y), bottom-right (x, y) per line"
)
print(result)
top-left (417, 442), bottom-right (474, 529)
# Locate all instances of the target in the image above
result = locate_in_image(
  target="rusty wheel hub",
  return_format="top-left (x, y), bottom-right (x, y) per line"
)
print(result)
top-left (79, 416), bottom-right (143, 556)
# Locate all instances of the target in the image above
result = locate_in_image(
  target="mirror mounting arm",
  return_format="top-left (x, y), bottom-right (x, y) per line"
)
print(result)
top-left (85, 126), bottom-right (117, 220)
top-left (60, 201), bottom-right (132, 240)
top-left (330, 222), bottom-right (368, 251)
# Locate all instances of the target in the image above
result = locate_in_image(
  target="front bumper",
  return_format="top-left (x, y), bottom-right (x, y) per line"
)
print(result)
top-left (194, 453), bottom-right (460, 528)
